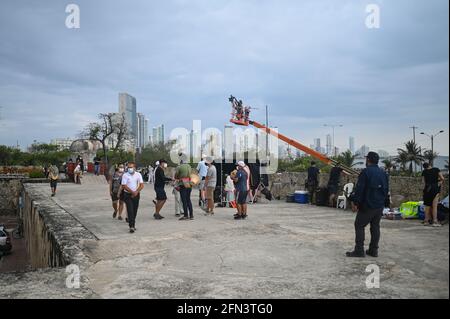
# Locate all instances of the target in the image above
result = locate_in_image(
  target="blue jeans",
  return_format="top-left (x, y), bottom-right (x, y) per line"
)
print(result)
top-left (94, 164), bottom-right (100, 175)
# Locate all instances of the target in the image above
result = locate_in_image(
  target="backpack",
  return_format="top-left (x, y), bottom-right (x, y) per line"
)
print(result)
top-left (111, 174), bottom-right (122, 193)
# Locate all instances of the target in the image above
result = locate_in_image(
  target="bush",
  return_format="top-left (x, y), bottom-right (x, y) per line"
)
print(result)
top-left (28, 170), bottom-right (46, 178)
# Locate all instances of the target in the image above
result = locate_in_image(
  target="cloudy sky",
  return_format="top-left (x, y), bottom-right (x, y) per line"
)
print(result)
top-left (0, 0), bottom-right (448, 155)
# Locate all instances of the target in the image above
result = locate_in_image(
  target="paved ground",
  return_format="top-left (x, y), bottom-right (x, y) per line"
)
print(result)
top-left (5, 179), bottom-right (450, 298)
top-left (0, 217), bottom-right (30, 273)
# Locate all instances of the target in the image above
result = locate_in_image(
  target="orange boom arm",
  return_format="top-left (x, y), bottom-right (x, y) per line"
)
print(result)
top-left (250, 120), bottom-right (332, 165)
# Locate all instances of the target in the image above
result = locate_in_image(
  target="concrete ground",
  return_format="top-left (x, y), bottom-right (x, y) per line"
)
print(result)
top-left (5, 180), bottom-right (450, 298)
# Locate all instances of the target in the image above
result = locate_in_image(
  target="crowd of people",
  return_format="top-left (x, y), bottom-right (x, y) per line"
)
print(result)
top-left (304, 151), bottom-right (446, 258)
top-left (102, 155), bottom-right (254, 233)
top-left (47, 150), bottom-right (446, 257)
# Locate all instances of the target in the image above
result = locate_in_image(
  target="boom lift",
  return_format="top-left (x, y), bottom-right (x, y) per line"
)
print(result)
top-left (228, 95), bottom-right (359, 176)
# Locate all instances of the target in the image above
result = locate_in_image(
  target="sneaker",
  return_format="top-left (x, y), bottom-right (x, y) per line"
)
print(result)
top-left (113, 212), bottom-right (117, 219)
top-left (179, 216), bottom-right (189, 221)
top-left (118, 216), bottom-right (123, 221)
top-left (366, 250), bottom-right (378, 258)
top-left (51, 193), bottom-right (55, 197)
top-left (345, 251), bottom-right (365, 258)
top-left (175, 213), bottom-right (181, 217)
top-left (432, 222), bottom-right (442, 227)
top-left (189, 216), bottom-right (194, 220)
top-left (234, 215), bottom-right (242, 220)
top-left (125, 218), bottom-right (128, 223)
top-left (241, 214), bottom-right (247, 219)
top-left (129, 228), bottom-right (135, 233)
top-left (154, 214), bottom-right (164, 220)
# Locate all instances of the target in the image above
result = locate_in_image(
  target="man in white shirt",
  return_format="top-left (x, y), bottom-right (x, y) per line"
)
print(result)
top-left (121, 162), bottom-right (144, 233)
top-left (197, 156), bottom-right (208, 206)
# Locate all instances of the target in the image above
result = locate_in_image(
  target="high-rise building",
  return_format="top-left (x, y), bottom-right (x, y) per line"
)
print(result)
top-left (313, 138), bottom-right (321, 152)
top-left (152, 124), bottom-right (165, 145)
top-left (326, 134), bottom-right (332, 155)
top-left (136, 113), bottom-right (148, 149)
top-left (358, 145), bottom-right (370, 157)
top-left (118, 93), bottom-right (137, 145)
top-left (333, 146), bottom-right (340, 156)
top-left (349, 136), bottom-right (355, 154)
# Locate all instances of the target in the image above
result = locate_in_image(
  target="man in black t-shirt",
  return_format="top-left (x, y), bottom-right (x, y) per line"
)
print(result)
top-left (307, 161), bottom-right (320, 204)
top-left (153, 160), bottom-right (174, 220)
top-left (327, 165), bottom-right (349, 207)
top-left (421, 162), bottom-right (445, 227)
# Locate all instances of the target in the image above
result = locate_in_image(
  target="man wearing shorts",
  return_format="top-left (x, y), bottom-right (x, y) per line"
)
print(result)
top-left (233, 161), bottom-right (248, 220)
top-left (153, 159), bottom-right (173, 220)
top-left (203, 157), bottom-right (217, 215)
top-left (110, 164), bottom-right (125, 220)
top-left (48, 165), bottom-right (59, 197)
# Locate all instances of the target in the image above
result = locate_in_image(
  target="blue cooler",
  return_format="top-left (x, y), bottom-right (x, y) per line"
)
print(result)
top-left (295, 191), bottom-right (309, 204)
top-left (418, 204), bottom-right (426, 220)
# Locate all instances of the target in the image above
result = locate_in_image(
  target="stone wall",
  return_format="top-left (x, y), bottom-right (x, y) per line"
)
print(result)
top-left (21, 184), bottom-right (96, 269)
top-left (0, 175), bottom-right (25, 215)
top-left (268, 172), bottom-right (449, 205)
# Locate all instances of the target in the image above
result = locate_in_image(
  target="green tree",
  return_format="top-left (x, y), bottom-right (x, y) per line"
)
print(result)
top-left (29, 143), bottom-right (58, 154)
top-left (397, 141), bottom-right (423, 175)
top-left (423, 149), bottom-right (438, 165)
top-left (382, 158), bottom-right (394, 173)
top-left (0, 145), bottom-right (13, 165)
top-left (138, 141), bottom-right (177, 167)
top-left (335, 150), bottom-right (362, 168)
top-left (395, 150), bottom-right (409, 172)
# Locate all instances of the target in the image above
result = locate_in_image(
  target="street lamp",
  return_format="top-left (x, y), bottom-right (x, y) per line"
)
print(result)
top-left (324, 124), bottom-right (343, 157)
top-left (420, 130), bottom-right (444, 166)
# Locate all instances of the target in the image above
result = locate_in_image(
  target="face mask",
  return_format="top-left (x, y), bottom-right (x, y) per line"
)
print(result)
top-left (119, 168), bottom-right (124, 173)
top-left (128, 168), bottom-right (135, 174)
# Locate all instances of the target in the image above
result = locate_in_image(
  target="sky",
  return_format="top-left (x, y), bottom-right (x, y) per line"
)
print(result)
top-left (0, 0), bottom-right (448, 155)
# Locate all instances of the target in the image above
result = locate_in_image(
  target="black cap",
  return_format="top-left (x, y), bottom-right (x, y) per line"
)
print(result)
top-left (366, 151), bottom-right (380, 163)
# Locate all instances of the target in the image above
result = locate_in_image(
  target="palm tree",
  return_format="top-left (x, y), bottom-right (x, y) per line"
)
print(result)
top-left (397, 141), bottom-right (423, 175)
top-left (382, 158), bottom-right (394, 173)
top-left (336, 150), bottom-right (362, 168)
top-left (423, 149), bottom-right (438, 165)
top-left (395, 150), bottom-right (409, 172)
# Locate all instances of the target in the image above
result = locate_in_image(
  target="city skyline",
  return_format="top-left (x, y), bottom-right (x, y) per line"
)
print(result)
top-left (0, 1), bottom-right (448, 156)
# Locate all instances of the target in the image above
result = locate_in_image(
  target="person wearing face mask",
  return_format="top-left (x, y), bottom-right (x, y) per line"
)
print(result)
top-left (121, 162), bottom-right (144, 233)
top-left (347, 152), bottom-right (389, 258)
top-left (110, 164), bottom-right (125, 220)
top-left (153, 159), bottom-right (173, 220)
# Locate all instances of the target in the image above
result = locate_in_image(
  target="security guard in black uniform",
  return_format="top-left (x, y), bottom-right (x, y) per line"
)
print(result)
top-left (347, 152), bottom-right (389, 258)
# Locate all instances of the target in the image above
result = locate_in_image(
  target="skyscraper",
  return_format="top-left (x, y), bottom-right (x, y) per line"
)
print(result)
top-left (326, 134), bottom-right (332, 155)
top-left (152, 125), bottom-right (165, 145)
top-left (349, 136), bottom-right (355, 154)
top-left (136, 113), bottom-right (148, 149)
top-left (118, 93), bottom-right (137, 144)
top-left (358, 145), bottom-right (370, 157)
top-left (313, 138), bottom-right (321, 152)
